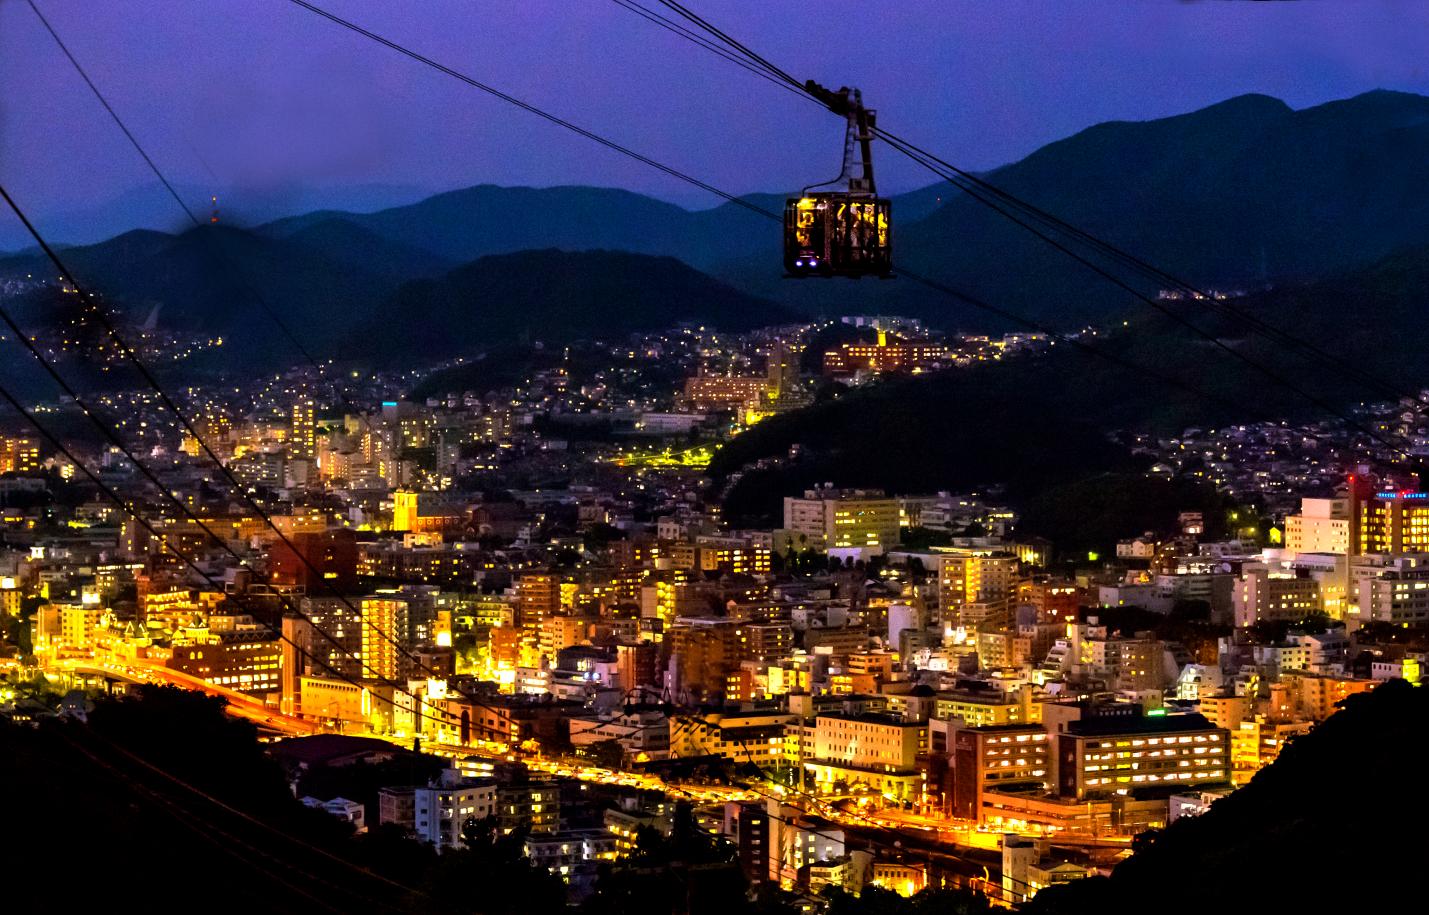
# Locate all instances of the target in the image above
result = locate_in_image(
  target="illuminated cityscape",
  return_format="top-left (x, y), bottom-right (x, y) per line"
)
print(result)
top-left (2, 2), bottom-right (1427, 913)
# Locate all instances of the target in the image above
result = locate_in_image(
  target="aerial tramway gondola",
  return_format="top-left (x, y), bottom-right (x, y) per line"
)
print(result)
top-left (785, 84), bottom-right (891, 278)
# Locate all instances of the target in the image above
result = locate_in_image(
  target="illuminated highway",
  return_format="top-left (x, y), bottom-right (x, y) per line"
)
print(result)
top-left (55, 655), bottom-right (319, 736)
top-left (45, 651), bottom-right (1106, 869)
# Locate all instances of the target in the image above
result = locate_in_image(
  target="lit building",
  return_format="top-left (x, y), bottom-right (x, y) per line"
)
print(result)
top-left (269, 529), bottom-right (359, 594)
top-left (808, 712), bottom-right (927, 800)
top-left (933, 685), bottom-right (1041, 729)
top-left (1230, 717), bottom-right (1312, 784)
top-left (0, 436), bottom-right (41, 473)
top-left (1349, 553), bottom-right (1429, 625)
top-left (517, 573), bottom-right (562, 627)
top-left (1001, 836), bottom-right (1091, 905)
top-left (167, 618), bottom-right (282, 696)
top-left (297, 676), bottom-right (371, 724)
top-left (950, 724), bottom-right (1052, 822)
top-left (914, 547), bottom-right (1018, 627)
top-left (1356, 489), bottom-right (1429, 554)
top-left (1056, 712), bottom-right (1229, 800)
top-left (671, 711), bottom-right (792, 767)
top-left (669, 535), bottom-right (772, 575)
top-left (682, 374), bottom-right (769, 412)
top-left (783, 488), bottom-right (901, 554)
top-left (361, 596), bottom-right (410, 682)
top-left (768, 800), bottom-right (845, 887)
top-left (280, 600), bottom-right (367, 712)
top-left (1232, 564), bottom-right (1321, 627)
top-left (290, 395), bottom-right (316, 460)
top-left (379, 769), bottom-right (497, 851)
top-left (569, 709), bottom-right (671, 760)
top-left (497, 780), bottom-right (561, 835)
top-left (1285, 497), bottom-right (1350, 555)
top-left (392, 490), bottom-right (419, 532)
top-left (1280, 671), bottom-right (1376, 721)
top-left (524, 830), bottom-right (619, 878)
top-left (666, 617), bottom-right (747, 703)
top-left (822, 330), bottom-right (951, 375)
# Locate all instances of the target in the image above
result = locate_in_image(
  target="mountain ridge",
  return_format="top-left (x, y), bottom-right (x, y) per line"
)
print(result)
top-left (347, 247), bottom-right (795, 367)
top-left (5, 89), bottom-right (1429, 363)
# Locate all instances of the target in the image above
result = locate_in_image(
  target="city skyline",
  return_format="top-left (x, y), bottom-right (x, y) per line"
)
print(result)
top-left (2, 3), bottom-right (1427, 913)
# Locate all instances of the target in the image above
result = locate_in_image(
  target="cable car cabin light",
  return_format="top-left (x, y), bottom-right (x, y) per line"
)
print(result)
top-left (785, 84), bottom-right (892, 279)
top-left (784, 194), bottom-right (891, 278)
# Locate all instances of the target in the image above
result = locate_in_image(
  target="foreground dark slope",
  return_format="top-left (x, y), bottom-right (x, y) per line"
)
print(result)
top-left (351, 248), bottom-right (796, 366)
top-left (1026, 678), bottom-right (1428, 914)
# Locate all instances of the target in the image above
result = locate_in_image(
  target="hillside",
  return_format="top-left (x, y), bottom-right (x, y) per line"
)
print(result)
top-left (711, 237), bottom-right (1429, 527)
top-left (0, 223), bottom-right (423, 366)
top-left (1025, 678), bottom-right (1427, 913)
top-left (350, 248), bottom-right (796, 366)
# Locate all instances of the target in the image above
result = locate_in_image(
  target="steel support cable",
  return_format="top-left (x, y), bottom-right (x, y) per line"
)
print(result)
top-left (1, 181), bottom-right (455, 691)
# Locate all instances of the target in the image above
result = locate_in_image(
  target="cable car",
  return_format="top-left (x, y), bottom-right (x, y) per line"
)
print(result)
top-left (785, 85), bottom-right (891, 278)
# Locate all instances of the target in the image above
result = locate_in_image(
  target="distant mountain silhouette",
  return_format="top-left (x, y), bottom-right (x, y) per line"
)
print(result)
top-left (5, 89), bottom-right (1429, 366)
top-left (881, 89), bottom-right (1429, 327)
top-left (0, 181), bottom-right (442, 251)
top-left (348, 248), bottom-right (795, 366)
top-left (258, 182), bottom-right (950, 275)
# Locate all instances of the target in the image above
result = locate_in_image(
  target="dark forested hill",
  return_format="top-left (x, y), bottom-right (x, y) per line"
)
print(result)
top-left (710, 238), bottom-right (1429, 527)
top-left (349, 248), bottom-right (796, 366)
top-left (0, 223), bottom-right (410, 366)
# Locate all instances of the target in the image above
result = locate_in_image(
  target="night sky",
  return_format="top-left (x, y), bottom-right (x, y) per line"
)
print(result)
top-left (2, 0), bottom-right (1427, 245)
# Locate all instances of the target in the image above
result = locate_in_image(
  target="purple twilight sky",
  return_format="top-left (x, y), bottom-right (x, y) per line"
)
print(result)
top-left (2, 0), bottom-right (1428, 244)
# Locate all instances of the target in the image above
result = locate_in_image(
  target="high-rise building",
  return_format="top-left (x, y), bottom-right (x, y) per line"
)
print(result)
top-left (765, 342), bottom-right (801, 400)
top-left (918, 548), bottom-right (1018, 627)
top-left (392, 490), bottom-right (419, 532)
top-left (517, 573), bottom-right (561, 628)
top-left (614, 641), bottom-right (658, 692)
top-left (361, 596), bottom-right (410, 682)
top-left (666, 616), bottom-right (746, 702)
top-left (725, 801), bottom-right (771, 886)
top-left (0, 436), bottom-right (41, 474)
top-left (1349, 553), bottom-right (1429, 626)
top-left (290, 395), bottom-right (316, 460)
top-left (269, 529), bottom-right (358, 593)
